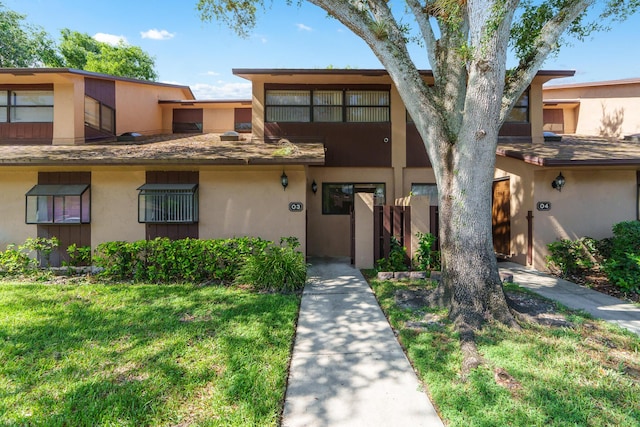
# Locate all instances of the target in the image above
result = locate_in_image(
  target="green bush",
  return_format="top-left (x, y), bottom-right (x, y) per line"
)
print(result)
top-left (413, 231), bottom-right (440, 271)
top-left (0, 237), bottom-right (59, 276)
top-left (93, 237), bottom-right (270, 283)
top-left (65, 244), bottom-right (92, 267)
top-left (234, 237), bottom-right (307, 292)
top-left (602, 221), bottom-right (640, 292)
top-left (376, 236), bottom-right (409, 272)
top-left (546, 237), bottom-right (597, 277)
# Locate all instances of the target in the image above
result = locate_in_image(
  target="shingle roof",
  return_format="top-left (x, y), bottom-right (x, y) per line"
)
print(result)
top-left (497, 135), bottom-right (640, 166)
top-left (0, 133), bottom-right (325, 166)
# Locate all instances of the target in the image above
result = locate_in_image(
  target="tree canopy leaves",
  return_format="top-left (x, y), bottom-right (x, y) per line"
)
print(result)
top-left (0, 2), bottom-right (158, 80)
top-left (0, 2), bottom-right (59, 67)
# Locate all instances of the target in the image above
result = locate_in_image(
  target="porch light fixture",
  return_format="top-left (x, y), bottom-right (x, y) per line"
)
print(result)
top-left (281, 171), bottom-right (289, 190)
top-left (311, 180), bottom-right (318, 194)
top-left (551, 172), bottom-right (566, 192)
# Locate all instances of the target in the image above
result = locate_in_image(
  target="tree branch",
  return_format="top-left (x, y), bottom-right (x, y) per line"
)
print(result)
top-left (406, 0), bottom-right (439, 75)
top-left (501, 0), bottom-right (595, 123)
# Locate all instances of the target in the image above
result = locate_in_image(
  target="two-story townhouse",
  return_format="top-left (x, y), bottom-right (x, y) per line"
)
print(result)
top-left (233, 68), bottom-right (579, 269)
top-left (0, 68), bottom-right (321, 266)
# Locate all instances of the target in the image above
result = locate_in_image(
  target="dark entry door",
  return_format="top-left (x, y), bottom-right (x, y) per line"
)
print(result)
top-left (492, 179), bottom-right (511, 256)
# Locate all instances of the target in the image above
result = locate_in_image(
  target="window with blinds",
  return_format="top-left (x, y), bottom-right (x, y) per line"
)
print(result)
top-left (265, 90), bottom-right (311, 122)
top-left (265, 88), bottom-right (390, 123)
top-left (346, 90), bottom-right (390, 122)
top-left (137, 184), bottom-right (199, 223)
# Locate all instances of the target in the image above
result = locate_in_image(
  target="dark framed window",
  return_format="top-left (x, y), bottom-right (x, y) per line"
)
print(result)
top-left (265, 88), bottom-right (390, 123)
top-left (25, 184), bottom-right (91, 224)
top-left (322, 183), bottom-right (385, 215)
top-left (1, 90), bottom-right (54, 123)
top-left (506, 90), bottom-right (529, 123)
top-left (85, 95), bottom-right (115, 133)
top-left (265, 90), bottom-right (311, 122)
top-left (137, 183), bottom-right (199, 223)
top-left (345, 90), bottom-right (390, 122)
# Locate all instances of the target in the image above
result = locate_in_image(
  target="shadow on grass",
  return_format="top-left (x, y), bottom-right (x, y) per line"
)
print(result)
top-left (0, 283), bottom-right (298, 426)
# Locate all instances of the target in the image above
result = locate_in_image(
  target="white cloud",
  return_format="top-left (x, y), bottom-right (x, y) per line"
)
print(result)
top-left (202, 71), bottom-right (220, 76)
top-left (93, 33), bottom-right (128, 46)
top-left (296, 23), bottom-right (313, 32)
top-left (141, 29), bottom-right (175, 40)
top-left (190, 82), bottom-right (252, 100)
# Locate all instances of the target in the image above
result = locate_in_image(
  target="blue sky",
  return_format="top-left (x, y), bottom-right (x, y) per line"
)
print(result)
top-left (5, 0), bottom-right (640, 99)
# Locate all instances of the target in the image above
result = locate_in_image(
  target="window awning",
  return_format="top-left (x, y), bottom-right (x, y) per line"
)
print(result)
top-left (137, 183), bottom-right (198, 192)
top-left (26, 184), bottom-right (89, 196)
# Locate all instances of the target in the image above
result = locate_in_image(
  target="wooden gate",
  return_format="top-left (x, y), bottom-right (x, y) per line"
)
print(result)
top-left (373, 205), bottom-right (412, 265)
top-left (492, 179), bottom-right (511, 257)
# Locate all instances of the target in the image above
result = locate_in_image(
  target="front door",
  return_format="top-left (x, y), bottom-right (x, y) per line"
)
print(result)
top-left (492, 179), bottom-right (511, 257)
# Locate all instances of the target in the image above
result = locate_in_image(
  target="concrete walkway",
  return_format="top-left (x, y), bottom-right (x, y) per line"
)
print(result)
top-left (499, 262), bottom-right (640, 336)
top-left (282, 258), bottom-right (444, 427)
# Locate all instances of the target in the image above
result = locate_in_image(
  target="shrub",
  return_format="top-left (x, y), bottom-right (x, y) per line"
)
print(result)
top-left (602, 221), bottom-right (640, 292)
top-left (93, 237), bottom-right (271, 284)
top-left (0, 237), bottom-right (59, 276)
top-left (376, 236), bottom-right (409, 272)
top-left (0, 244), bottom-right (35, 276)
top-left (65, 244), bottom-right (92, 267)
top-left (413, 231), bottom-right (440, 271)
top-left (546, 237), bottom-right (597, 277)
top-left (235, 237), bottom-right (307, 292)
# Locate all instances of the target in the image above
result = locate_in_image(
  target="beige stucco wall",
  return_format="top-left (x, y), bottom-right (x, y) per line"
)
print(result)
top-left (91, 169), bottom-right (146, 245)
top-left (53, 79), bottom-right (85, 145)
top-left (115, 81), bottom-right (190, 135)
top-left (0, 169), bottom-right (38, 249)
top-left (531, 168), bottom-right (636, 270)
top-left (306, 167), bottom-right (394, 257)
top-left (354, 193), bottom-right (375, 268)
top-left (203, 108), bottom-right (235, 133)
top-left (544, 82), bottom-right (640, 136)
top-left (199, 166), bottom-right (307, 251)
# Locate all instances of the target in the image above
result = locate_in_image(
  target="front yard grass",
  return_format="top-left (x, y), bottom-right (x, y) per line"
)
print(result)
top-left (0, 281), bottom-right (300, 426)
top-left (367, 274), bottom-right (640, 427)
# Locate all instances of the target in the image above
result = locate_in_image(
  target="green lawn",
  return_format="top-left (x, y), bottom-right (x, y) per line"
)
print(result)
top-left (367, 275), bottom-right (640, 427)
top-left (0, 282), bottom-right (300, 426)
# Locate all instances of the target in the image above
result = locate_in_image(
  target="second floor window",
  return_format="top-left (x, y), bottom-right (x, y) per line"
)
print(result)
top-left (506, 90), bottom-right (529, 123)
top-left (0, 90), bottom-right (54, 123)
top-left (265, 88), bottom-right (390, 123)
top-left (85, 96), bottom-right (115, 133)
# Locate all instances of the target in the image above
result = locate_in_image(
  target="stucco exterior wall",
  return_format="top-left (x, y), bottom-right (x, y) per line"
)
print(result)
top-left (53, 79), bottom-right (85, 145)
top-left (544, 82), bottom-right (640, 136)
top-left (306, 167), bottom-right (394, 257)
top-left (0, 169), bottom-right (38, 249)
top-left (531, 168), bottom-right (636, 270)
top-left (199, 167), bottom-right (307, 251)
top-left (91, 169), bottom-right (146, 246)
top-left (115, 81), bottom-right (189, 135)
top-left (203, 108), bottom-right (235, 133)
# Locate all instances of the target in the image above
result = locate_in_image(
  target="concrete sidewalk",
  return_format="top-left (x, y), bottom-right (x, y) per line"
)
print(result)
top-left (282, 258), bottom-right (444, 427)
top-left (499, 262), bottom-right (640, 336)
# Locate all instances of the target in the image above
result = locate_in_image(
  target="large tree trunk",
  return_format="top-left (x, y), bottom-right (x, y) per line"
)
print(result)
top-left (436, 148), bottom-right (516, 331)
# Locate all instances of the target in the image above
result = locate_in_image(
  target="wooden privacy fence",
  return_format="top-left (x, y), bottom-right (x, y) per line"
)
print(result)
top-left (373, 205), bottom-right (412, 265)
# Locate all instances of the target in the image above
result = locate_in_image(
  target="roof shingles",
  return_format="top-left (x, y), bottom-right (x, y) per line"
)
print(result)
top-left (0, 134), bottom-right (325, 166)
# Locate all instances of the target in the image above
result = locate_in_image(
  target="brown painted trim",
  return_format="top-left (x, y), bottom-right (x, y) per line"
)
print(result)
top-left (497, 147), bottom-right (640, 167)
top-left (0, 84), bottom-right (54, 90)
top-left (234, 68), bottom-right (574, 79)
top-left (159, 99), bottom-right (251, 105)
top-left (265, 83), bottom-right (391, 91)
top-left (0, 68), bottom-right (195, 98)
